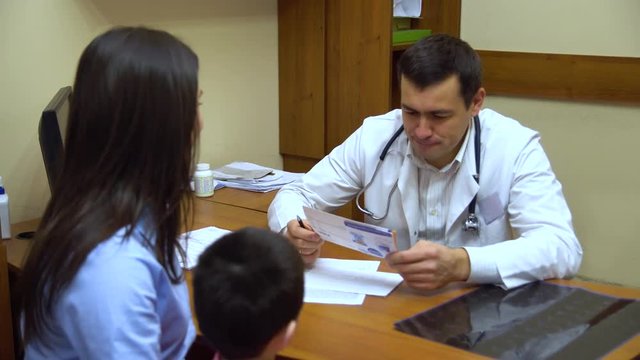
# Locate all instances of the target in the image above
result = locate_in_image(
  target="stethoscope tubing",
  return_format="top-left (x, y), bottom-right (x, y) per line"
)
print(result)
top-left (355, 115), bottom-right (481, 231)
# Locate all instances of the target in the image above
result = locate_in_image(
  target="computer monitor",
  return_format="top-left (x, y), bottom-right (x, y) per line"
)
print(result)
top-left (39, 86), bottom-right (72, 194)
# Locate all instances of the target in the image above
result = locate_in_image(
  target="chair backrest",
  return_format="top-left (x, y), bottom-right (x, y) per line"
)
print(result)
top-left (38, 86), bottom-right (72, 194)
top-left (0, 243), bottom-right (15, 360)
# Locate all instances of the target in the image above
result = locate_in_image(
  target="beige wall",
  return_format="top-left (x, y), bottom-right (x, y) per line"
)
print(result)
top-left (462, 0), bottom-right (640, 287)
top-left (0, 0), bottom-right (280, 223)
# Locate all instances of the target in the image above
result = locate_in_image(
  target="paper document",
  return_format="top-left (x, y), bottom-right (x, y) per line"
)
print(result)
top-left (304, 288), bottom-right (366, 305)
top-left (178, 226), bottom-right (231, 269)
top-left (303, 207), bottom-right (397, 258)
top-left (212, 162), bottom-right (273, 180)
top-left (213, 161), bottom-right (303, 192)
top-left (304, 258), bottom-right (403, 299)
top-left (311, 258), bottom-right (381, 272)
top-left (393, 0), bottom-right (421, 17)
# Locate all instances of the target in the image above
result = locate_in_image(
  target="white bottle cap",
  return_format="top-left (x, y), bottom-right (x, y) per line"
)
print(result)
top-left (196, 163), bottom-right (210, 171)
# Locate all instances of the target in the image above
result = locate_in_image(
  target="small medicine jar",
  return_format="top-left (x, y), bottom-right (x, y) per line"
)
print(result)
top-left (194, 163), bottom-right (215, 197)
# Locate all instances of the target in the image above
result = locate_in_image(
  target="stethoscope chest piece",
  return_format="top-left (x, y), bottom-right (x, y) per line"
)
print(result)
top-left (463, 213), bottom-right (479, 232)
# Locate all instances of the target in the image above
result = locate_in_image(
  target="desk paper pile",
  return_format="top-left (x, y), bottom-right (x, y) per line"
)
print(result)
top-left (304, 258), bottom-right (403, 305)
top-left (178, 226), bottom-right (230, 269)
top-left (301, 208), bottom-right (402, 305)
top-left (212, 161), bottom-right (302, 193)
top-left (178, 227), bottom-right (403, 306)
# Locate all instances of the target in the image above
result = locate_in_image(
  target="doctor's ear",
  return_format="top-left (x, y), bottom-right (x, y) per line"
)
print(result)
top-left (470, 87), bottom-right (486, 115)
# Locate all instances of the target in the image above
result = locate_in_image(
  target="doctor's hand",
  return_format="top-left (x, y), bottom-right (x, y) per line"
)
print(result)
top-left (285, 219), bottom-right (324, 266)
top-left (385, 240), bottom-right (470, 291)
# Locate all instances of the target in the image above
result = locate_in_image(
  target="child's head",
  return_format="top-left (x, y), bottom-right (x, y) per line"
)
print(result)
top-left (193, 227), bottom-right (304, 359)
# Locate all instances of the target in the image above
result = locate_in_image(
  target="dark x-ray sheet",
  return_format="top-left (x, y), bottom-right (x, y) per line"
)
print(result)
top-left (395, 281), bottom-right (639, 359)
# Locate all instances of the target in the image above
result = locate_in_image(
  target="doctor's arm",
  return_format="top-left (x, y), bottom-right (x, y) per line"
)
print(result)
top-left (465, 137), bottom-right (583, 289)
top-left (268, 127), bottom-right (368, 261)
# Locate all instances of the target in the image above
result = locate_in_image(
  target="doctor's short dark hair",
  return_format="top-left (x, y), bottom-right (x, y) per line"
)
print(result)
top-left (192, 227), bottom-right (304, 359)
top-left (397, 34), bottom-right (482, 108)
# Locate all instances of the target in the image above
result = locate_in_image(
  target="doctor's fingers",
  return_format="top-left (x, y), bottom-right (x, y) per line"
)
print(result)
top-left (295, 238), bottom-right (324, 252)
top-left (402, 275), bottom-right (448, 291)
top-left (287, 222), bottom-right (322, 242)
top-left (300, 247), bottom-right (321, 266)
top-left (386, 244), bottom-right (441, 267)
top-left (388, 257), bottom-right (440, 275)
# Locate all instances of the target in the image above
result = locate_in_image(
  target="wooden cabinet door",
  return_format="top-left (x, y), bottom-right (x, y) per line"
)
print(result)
top-left (278, 0), bottom-right (326, 160)
top-left (325, 0), bottom-right (393, 153)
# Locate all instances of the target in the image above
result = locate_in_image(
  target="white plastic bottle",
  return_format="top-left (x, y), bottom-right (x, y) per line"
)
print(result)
top-left (0, 176), bottom-right (10, 239)
top-left (193, 163), bottom-right (215, 197)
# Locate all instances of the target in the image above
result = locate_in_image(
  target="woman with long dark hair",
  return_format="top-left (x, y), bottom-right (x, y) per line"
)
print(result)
top-left (20, 26), bottom-right (201, 358)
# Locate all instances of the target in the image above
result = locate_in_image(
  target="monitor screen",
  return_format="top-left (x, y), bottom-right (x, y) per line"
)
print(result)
top-left (39, 86), bottom-right (72, 193)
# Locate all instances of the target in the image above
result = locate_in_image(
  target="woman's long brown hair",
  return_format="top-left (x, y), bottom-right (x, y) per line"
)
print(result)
top-left (20, 26), bottom-right (199, 344)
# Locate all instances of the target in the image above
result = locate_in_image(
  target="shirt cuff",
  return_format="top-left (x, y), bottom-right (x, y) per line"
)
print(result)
top-left (462, 246), bottom-right (502, 285)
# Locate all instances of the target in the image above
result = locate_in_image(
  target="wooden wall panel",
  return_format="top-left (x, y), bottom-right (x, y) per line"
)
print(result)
top-left (282, 154), bottom-right (317, 173)
top-left (278, 0), bottom-right (326, 159)
top-left (415, 0), bottom-right (461, 36)
top-left (479, 50), bottom-right (640, 105)
top-left (324, 0), bottom-right (393, 152)
top-left (394, 0), bottom-right (462, 110)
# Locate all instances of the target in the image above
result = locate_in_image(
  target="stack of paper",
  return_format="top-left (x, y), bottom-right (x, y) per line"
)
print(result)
top-left (178, 226), bottom-right (231, 269)
top-left (304, 258), bottom-right (403, 305)
top-left (178, 228), bottom-right (403, 306)
top-left (212, 161), bottom-right (303, 193)
top-left (299, 208), bottom-right (402, 305)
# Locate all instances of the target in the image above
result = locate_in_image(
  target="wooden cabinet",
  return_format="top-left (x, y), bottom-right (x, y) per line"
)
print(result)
top-left (278, 0), bottom-right (460, 218)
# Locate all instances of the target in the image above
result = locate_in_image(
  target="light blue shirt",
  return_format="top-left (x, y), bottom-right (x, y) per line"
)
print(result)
top-left (24, 222), bottom-right (196, 359)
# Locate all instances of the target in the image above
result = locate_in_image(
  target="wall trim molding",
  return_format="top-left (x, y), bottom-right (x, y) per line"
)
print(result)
top-left (478, 50), bottom-right (640, 105)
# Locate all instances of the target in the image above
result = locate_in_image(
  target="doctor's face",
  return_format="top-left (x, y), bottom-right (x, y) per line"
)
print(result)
top-left (400, 75), bottom-right (484, 169)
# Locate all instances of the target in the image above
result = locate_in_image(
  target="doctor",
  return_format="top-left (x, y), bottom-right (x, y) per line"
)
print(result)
top-left (268, 34), bottom-right (582, 290)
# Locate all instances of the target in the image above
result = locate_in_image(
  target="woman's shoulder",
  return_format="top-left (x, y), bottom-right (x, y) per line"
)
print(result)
top-left (44, 223), bottom-right (191, 359)
top-left (55, 223), bottom-right (183, 316)
top-left (89, 225), bottom-right (159, 266)
top-left (69, 224), bottom-right (172, 294)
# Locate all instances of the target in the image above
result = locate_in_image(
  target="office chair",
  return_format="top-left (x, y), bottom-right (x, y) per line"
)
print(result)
top-left (39, 86), bottom-right (72, 194)
top-left (0, 243), bottom-right (15, 360)
top-left (14, 87), bottom-right (73, 242)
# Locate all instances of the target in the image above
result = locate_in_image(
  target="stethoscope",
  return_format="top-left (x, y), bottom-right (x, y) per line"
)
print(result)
top-left (355, 115), bottom-right (481, 232)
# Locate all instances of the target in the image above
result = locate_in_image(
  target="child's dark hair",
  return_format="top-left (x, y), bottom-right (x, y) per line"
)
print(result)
top-left (193, 227), bottom-right (304, 359)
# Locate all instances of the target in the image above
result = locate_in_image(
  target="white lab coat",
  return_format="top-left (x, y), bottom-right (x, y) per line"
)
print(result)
top-left (268, 109), bottom-right (582, 288)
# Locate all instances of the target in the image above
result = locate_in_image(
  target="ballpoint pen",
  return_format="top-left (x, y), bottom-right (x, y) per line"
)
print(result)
top-left (296, 215), bottom-right (308, 230)
top-left (296, 215), bottom-right (318, 256)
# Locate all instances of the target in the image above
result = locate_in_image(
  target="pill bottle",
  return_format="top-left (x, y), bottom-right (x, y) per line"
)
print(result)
top-left (194, 163), bottom-right (215, 197)
top-left (0, 176), bottom-right (10, 239)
